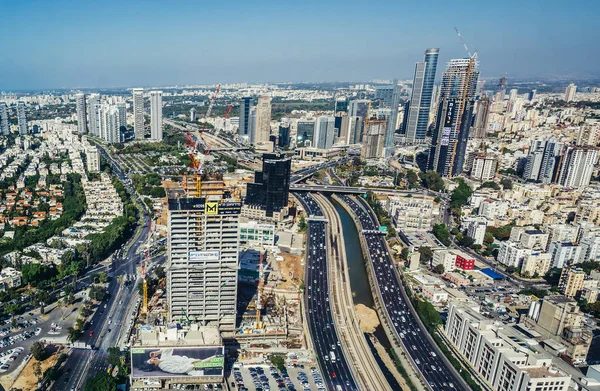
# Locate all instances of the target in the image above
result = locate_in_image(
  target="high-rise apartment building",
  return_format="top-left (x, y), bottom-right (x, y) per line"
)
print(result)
top-left (86, 146), bottom-right (101, 173)
top-left (361, 118), bottom-right (386, 160)
top-left (313, 116), bottom-right (336, 149)
top-left (522, 139), bottom-right (563, 183)
top-left (508, 88), bottom-right (518, 101)
top-left (528, 89), bottom-right (537, 102)
top-left (565, 83), bottom-right (577, 102)
top-left (150, 91), bottom-right (163, 141)
top-left (167, 195), bottom-right (241, 331)
top-left (384, 82), bottom-right (401, 157)
top-left (116, 103), bottom-right (127, 133)
top-left (405, 48), bottom-right (439, 144)
top-left (132, 88), bottom-right (145, 140)
top-left (98, 104), bottom-right (121, 144)
top-left (87, 94), bottom-right (100, 136)
top-left (557, 146), bottom-right (598, 188)
top-left (348, 99), bottom-right (369, 142)
top-left (254, 95), bottom-right (272, 143)
top-left (245, 153), bottom-right (291, 217)
top-left (471, 97), bottom-right (491, 138)
top-left (0, 102), bottom-right (10, 135)
top-left (17, 101), bottom-right (27, 135)
top-left (238, 97), bottom-right (253, 143)
top-left (75, 93), bottom-right (87, 134)
top-left (428, 58), bottom-right (479, 177)
top-left (559, 267), bottom-right (586, 298)
top-left (346, 116), bottom-right (362, 145)
top-left (470, 155), bottom-right (498, 181)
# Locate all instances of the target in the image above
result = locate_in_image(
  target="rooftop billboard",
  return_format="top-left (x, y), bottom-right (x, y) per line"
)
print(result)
top-left (131, 346), bottom-right (224, 378)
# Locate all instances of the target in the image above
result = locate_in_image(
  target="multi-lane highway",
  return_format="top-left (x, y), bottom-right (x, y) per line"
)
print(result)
top-left (337, 194), bottom-right (467, 391)
top-left (293, 192), bottom-right (358, 391)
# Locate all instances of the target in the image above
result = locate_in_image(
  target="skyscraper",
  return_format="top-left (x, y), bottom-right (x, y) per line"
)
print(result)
top-left (75, 93), bottom-right (87, 134)
top-left (87, 94), bottom-right (100, 136)
top-left (150, 91), bottom-right (163, 141)
top-left (0, 102), bottom-right (10, 135)
top-left (245, 153), bottom-right (291, 217)
top-left (98, 104), bottom-right (121, 144)
top-left (497, 75), bottom-right (507, 101)
top-left (116, 103), bottom-right (127, 133)
top-left (254, 95), bottom-right (272, 143)
top-left (348, 99), bottom-right (370, 144)
top-left (296, 120), bottom-right (315, 147)
top-left (132, 88), bottom-right (145, 140)
top-left (558, 146), bottom-right (598, 188)
top-left (508, 88), bottom-right (518, 101)
top-left (523, 139), bottom-right (563, 183)
top-left (16, 101), bottom-right (27, 135)
top-left (565, 83), bottom-right (577, 102)
top-left (427, 58), bottom-right (480, 177)
top-left (361, 118), bottom-right (387, 160)
top-left (471, 97), bottom-right (491, 139)
top-left (528, 89), bottom-right (537, 102)
top-left (278, 123), bottom-right (290, 149)
top-left (384, 82), bottom-right (401, 157)
top-left (346, 116), bottom-right (363, 144)
top-left (167, 195), bottom-right (241, 331)
top-left (405, 48), bottom-right (439, 144)
top-left (375, 85), bottom-right (394, 107)
top-left (314, 116), bottom-right (336, 149)
top-left (238, 97), bottom-right (253, 143)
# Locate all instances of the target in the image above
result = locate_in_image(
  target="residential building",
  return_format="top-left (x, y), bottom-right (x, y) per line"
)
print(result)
top-left (17, 101), bottom-right (27, 135)
top-left (254, 95), bottom-right (271, 143)
top-left (116, 102), bottom-right (127, 133)
top-left (245, 153), bottom-right (291, 217)
top-left (386, 195), bottom-right (440, 230)
top-left (548, 241), bottom-right (581, 268)
top-left (313, 116), bottom-right (336, 149)
top-left (470, 154), bottom-right (497, 181)
top-left (238, 97), bottom-right (253, 143)
top-left (98, 104), bottom-right (121, 144)
top-left (167, 195), bottom-right (241, 331)
top-left (467, 219), bottom-right (487, 245)
top-left (446, 303), bottom-right (571, 391)
top-left (428, 58), bottom-right (480, 177)
top-left (150, 90), bottom-right (163, 141)
top-left (565, 83), bottom-right (577, 102)
top-left (86, 146), bottom-right (101, 173)
top-left (348, 99), bottom-right (369, 142)
top-left (471, 97), bottom-right (491, 139)
top-left (384, 82), bottom-right (401, 156)
top-left (0, 102), bottom-right (9, 135)
top-left (346, 116), bottom-right (363, 144)
top-left (523, 139), bottom-right (563, 183)
top-left (557, 146), bottom-right (598, 189)
top-left (361, 118), bottom-right (386, 159)
top-left (239, 221), bottom-right (275, 246)
top-left (132, 88), bottom-right (145, 139)
top-left (558, 267), bottom-right (586, 298)
top-left (75, 92), bottom-right (87, 134)
top-left (0, 267), bottom-right (22, 291)
top-left (497, 241), bottom-right (530, 268)
top-left (405, 48), bottom-right (439, 144)
top-left (521, 252), bottom-right (552, 278)
top-left (510, 227), bottom-right (549, 250)
top-left (87, 94), bottom-right (100, 136)
top-left (432, 249), bottom-right (475, 272)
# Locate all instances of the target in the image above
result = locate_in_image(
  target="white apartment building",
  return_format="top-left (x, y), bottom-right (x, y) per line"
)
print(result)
top-left (385, 195), bottom-right (440, 230)
top-left (557, 146), bottom-right (598, 189)
top-left (521, 252), bottom-right (552, 277)
top-left (509, 227), bottom-right (549, 250)
top-left (167, 197), bottom-right (241, 331)
top-left (497, 241), bottom-right (531, 268)
top-left (75, 92), bottom-right (87, 134)
top-left (445, 303), bottom-right (571, 391)
top-left (467, 219), bottom-right (487, 245)
top-left (132, 88), bottom-right (145, 140)
top-left (0, 267), bottom-right (22, 291)
top-left (479, 198), bottom-right (509, 220)
top-left (565, 83), bottom-right (577, 102)
top-left (86, 146), bottom-right (101, 173)
top-left (471, 155), bottom-right (498, 181)
top-left (150, 90), bottom-right (163, 141)
top-left (548, 241), bottom-right (581, 269)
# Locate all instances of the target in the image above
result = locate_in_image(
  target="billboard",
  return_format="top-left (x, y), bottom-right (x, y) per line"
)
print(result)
top-left (440, 99), bottom-right (457, 146)
top-left (131, 346), bottom-right (225, 378)
top-left (189, 251), bottom-right (220, 261)
top-left (168, 197), bottom-right (241, 215)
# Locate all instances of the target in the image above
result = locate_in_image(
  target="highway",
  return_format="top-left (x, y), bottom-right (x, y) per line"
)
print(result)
top-left (336, 194), bottom-right (468, 391)
top-left (293, 192), bottom-right (358, 391)
top-left (290, 158), bottom-right (350, 184)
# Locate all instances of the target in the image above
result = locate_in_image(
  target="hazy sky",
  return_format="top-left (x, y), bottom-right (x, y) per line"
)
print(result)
top-left (1, 0), bottom-right (598, 90)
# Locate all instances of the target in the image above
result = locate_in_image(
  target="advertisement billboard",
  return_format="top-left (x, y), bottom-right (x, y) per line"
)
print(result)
top-left (168, 197), bottom-right (241, 215)
top-left (131, 346), bottom-right (225, 378)
top-left (440, 99), bottom-right (457, 146)
top-left (189, 251), bottom-right (220, 261)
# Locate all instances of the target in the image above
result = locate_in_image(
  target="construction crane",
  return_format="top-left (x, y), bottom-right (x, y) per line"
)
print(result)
top-left (199, 84), bottom-right (221, 134)
top-left (256, 251), bottom-right (264, 329)
top-left (205, 104), bottom-right (234, 156)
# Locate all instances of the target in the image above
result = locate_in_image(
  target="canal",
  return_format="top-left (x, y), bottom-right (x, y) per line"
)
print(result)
top-left (331, 197), bottom-right (402, 390)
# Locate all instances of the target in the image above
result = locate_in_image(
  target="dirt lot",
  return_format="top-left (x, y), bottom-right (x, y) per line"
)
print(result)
top-left (1, 351), bottom-right (58, 391)
top-left (355, 304), bottom-right (380, 333)
top-left (275, 253), bottom-right (304, 291)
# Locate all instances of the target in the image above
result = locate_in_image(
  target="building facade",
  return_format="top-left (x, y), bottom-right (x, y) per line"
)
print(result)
top-left (133, 88), bottom-right (145, 140)
top-left (245, 153), bottom-right (291, 217)
top-left (75, 92), bottom-right (87, 134)
top-left (17, 101), bottom-right (27, 135)
top-left (254, 95), bottom-right (272, 143)
top-left (405, 48), bottom-right (439, 144)
top-left (0, 102), bottom-right (10, 135)
top-left (150, 90), bottom-right (163, 141)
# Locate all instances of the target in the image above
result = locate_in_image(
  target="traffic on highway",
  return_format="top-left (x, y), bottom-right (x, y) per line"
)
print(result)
top-left (293, 192), bottom-right (358, 391)
top-left (337, 194), bottom-right (466, 391)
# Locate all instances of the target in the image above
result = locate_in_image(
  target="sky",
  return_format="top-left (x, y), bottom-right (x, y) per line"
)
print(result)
top-left (0, 0), bottom-right (599, 90)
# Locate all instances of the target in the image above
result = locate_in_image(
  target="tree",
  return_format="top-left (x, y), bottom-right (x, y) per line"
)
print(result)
top-left (33, 361), bottom-right (42, 382)
top-left (154, 266), bottom-right (165, 279)
top-left (30, 342), bottom-right (46, 361)
top-left (433, 264), bottom-right (445, 274)
top-left (479, 181), bottom-right (500, 190)
top-left (67, 327), bottom-right (81, 343)
top-left (406, 170), bottom-right (419, 189)
top-left (98, 271), bottom-right (108, 283)
top-left (458, 235), bottom-right (475, 248)
top-left (432, 223), bottom-right (451, 246)
top-left (500, 178), bottom-right (513, 190)
top-left (84, 372), bottom-right (117, 391)
top-left (483, 232), bottom-right (495, 246)
top-left (418, 246), bottom-right (433, 264)
top-left (400, 247), bottom-right (410, 261)
top-left (107, 347), bottom-right (122, 366)
top-left (298, 216), bottom-right (307, 232)
top-left (269, 355), bottom-right (286, 372)
top-left (450, 179), bottom-right (473, 208)
top-left (420, 170), bottom-right (445, 192)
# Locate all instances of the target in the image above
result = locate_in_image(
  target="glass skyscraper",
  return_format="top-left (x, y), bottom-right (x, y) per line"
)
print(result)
top-left (405, 48), bottom-right (439, 144)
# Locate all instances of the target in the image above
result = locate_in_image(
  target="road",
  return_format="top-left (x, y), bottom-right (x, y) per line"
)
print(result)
top-left (293, 192), bottom-right (358, 391)
top-left (336, 194), bottom-right (468, 391)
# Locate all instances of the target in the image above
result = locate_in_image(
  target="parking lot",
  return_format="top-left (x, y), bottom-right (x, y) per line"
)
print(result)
top-left (228, 364), bottom-right (326, 391)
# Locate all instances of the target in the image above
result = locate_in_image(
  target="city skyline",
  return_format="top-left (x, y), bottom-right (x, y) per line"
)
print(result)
top-left (1, 1), bottom-right (599, 90)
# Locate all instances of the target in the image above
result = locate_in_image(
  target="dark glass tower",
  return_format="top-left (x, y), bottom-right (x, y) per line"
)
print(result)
top-left (278, 124), bottom-right (290, 148)
top-left (238, 97), bottom-right (252, 141)
top-left (245, 153), bottom-right (291, 217)
top-left (405, 48), bottom-right (439, 144)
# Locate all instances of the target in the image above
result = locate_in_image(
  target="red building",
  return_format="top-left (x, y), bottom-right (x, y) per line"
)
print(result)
top-left (454, 251), bottom-right (475, 270)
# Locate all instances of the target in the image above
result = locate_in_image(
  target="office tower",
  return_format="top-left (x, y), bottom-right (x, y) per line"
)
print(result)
top-left (565, 83), bottom-right (577, 102)
top-left (313, 116), bottom-right (336, 149)
top-left (348, 99), bottom-right (369, 119)
top-left (384, 82), bottom-right (401, 157)
top-left (86, 146), bottom-right (101, 173)
top-left (0, 102), bottom-right (9, 135)
top-left (497, 75), bottom-right (507, 100)
top-left (508, 88), bottom-right (518, 101)
top-left (75, 93), bottom-right (87, 134)
top-left (246, 153), bottom-right (291, 217)
top-left (238, 97), bottom-right (253, 142)
top-left (557, 146), bottom-right (598, 188)
top-left (528, 89), bottom-right (537, 101)
top-left (98, 104), bottom-right (121, 144)
top-left (167, 195), bottom-right (241, 331)
top-left (87, 94), bottom-right (100, 136)
top-left (116, 103), bottom-right (127, 133)
top-left (346, 116), bottom-right (363, 144)
top-left (16, 101), bottom-right (27, 135)
top-left (254, 95), bottom-right (272, 143)
top-left (150, 91), bottom-right (163, 141)
top-left (361, 118), bottom-right (386, 160)
top-left (278, 123), bottom-right (290, 149)
top-left (296, 120), bottom-right (315, 147)
top-left (375, 85), bottom-right (394, 107)
top-left (335, 112), bottom-right (349, 143)
top-left (428, 58), bottom-right (480, 177)
top-left (405, 48), bottom-right (439, 144)
top-left (334, 97), bottom-right (347, 113)
top-left (132, 88), bottom-right (145, 139)
top-left (471, 97), bottom-right (491, 138)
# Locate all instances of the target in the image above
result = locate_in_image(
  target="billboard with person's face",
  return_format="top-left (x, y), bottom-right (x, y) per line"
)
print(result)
top-left (131, 346), bottom-right (224, 378)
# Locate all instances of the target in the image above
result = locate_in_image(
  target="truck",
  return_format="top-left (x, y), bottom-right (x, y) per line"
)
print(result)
top-left (329, 351), bottom-right (336, 363)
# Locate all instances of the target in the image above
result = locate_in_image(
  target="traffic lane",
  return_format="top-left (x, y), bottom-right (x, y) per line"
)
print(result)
top-left (57, 348), bottom-right (92, 391)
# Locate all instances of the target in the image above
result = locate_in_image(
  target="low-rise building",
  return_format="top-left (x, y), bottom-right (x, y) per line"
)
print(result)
top-left (385, 195), bottom-right (440, 230)
top-left (239, 221), bottom-right (275, 246)
top-left (0, 267), bottom-right (22, 291)
top-left (558, 267), bottom-right (586, 298)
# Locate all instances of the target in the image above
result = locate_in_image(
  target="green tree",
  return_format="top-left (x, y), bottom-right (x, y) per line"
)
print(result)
top-left (420, 170), bottom-right (445, 192)
top-left (432, 223), bottom-right (451, 246)
top-left (450, 179), bottom-right (473, 208)
top-left (406, 170), bottom-right (419, 189)
top-left (67, 327), bottom-right (81, 343)
top-left (298, 216), bottom-right (307, 232)
top-left (483, 232), bottom-right (495, 246)
top-left (154, 266), bottom-right (165, 279)
top-left (400, 247), bottom-right (410, 261)
top-left (30, 342), bottom-right (46, 361)
top-left (84, 372), bottom-right (117, 391)
top-left (98, 271), bottom-right (108, 283)
top-left (269, 355), bottom-right (286, 372)
top-left (418, 246), bottom-right (433, 264)
top-left (433, 264), bottom-right (445, 274)
top-left (500, 178), bottom-right (513, 190)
